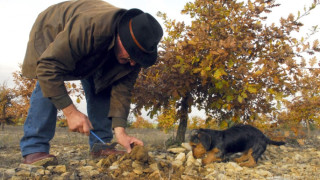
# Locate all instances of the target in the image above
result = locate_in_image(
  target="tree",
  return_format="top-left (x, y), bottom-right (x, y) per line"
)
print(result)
top-left (188, 116), bottom-right (220, 129)
top-left (11, 65), bottom-right (37, 122)
top-left (131, 115), bottom-right (154, 129)
top-left (0, 82), bottom-right (14, 130)
top-left (11, 65), bottom-right (84, 124)
top-left (133, 0), bottom-right (320, 143)
top-left (280, 67), bottom-right (320, 136)
top-left (157, 101), bottom-right (178, 133)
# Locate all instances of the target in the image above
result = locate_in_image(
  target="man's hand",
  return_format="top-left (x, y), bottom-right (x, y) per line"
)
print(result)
top-left (62, 104), bottom-right (93, 136)
top-left (114, 127), bottom-right (144, 153)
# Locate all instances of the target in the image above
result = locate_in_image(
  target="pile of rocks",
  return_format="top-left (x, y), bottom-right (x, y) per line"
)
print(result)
top-left (1, 141), bottom-right (319, 179)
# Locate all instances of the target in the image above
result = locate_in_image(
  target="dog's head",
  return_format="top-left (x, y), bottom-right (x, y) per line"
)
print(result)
top-left (189, 129), bottom-right (213, 158)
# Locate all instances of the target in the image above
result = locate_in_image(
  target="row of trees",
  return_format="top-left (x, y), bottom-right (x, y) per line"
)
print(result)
top-left (1, 1), bottom-right (319, 143)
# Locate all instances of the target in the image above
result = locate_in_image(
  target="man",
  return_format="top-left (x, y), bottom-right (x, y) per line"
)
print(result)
top-left (20, 0), bottom-right (163, 165)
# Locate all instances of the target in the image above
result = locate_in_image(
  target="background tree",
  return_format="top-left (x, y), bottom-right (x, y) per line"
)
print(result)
top-left (0, 82), bottom-right (14, 130)
top-left (157, 101), bottom-right (178, 133)
top-left (10, 65), bottom-right (84, 125)
top-left (130, 115), bottom-right (154, 129)
top-left (133, 0), bottom-right (320, 143)
top-left (279, 67), bottom-right (320, 136)
top-left (11, 65), bottom-right (37, 123)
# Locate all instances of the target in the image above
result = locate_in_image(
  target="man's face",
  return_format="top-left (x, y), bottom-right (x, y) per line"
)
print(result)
top-left (114, 35), bottom-right (137, 66)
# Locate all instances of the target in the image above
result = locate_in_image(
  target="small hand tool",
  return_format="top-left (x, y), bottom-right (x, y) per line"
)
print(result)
top-left (90, 130), bottom-right (106, 144)
top-left (90, 130), bottom-right (118, 152)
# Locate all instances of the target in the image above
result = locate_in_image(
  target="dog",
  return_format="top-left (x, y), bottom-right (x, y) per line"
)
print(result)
top-left (189, 124), bottom-right (285, 167)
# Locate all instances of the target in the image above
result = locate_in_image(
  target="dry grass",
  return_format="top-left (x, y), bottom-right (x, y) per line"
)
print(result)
top-left (0, 126), bottom-right (175, 153)
top-left (0, 125), bottom-right (177, 169)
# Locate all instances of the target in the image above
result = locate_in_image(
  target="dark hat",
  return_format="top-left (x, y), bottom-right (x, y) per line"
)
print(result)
top-left (118, 9), bottom-right (163, 68)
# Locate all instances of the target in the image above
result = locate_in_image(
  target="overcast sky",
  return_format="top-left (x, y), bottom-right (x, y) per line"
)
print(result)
top-left (0, 0), bottom-right (319, 87)
top-left (0, 0), bottom-right (319, 118)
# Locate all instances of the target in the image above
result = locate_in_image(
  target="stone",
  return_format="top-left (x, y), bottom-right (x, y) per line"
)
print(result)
top-left (186, 152), bottom-right (196, 166)
top-left (167, 147), bottom-right (186, 154)
top-left (10, 176), bottom-right (25, 180)
top-left (19, 164), bottom-right (44, 173)
top-left (171, 160), bottom-right (183, 167)
top-left (155, 153), bottom-right (166, 159)
top-left (181, 143), bottom-right (192, 150)
top-left (109, 165), bottom-right (119, 170)
top-left (294, 154), bottom-right (303, 161)
top-left (122, 171), bottom-right (129, 176)
top-left (45, 170), bottom-right (51, 175)
top-left (5, 168), bottom-right (16, 176)
top-left (89, 170), bottom-right (100, 177)
top-left (35, 169), bottom-right (46, 175)
top-left (149, 170), bottom-right (160, 179)
top-left (175, 152), bottom-right (186, 162)
top-left (79, 160), bottom-right (87, 166)
top-left (143, 168), bottom-right (154, 173)
top-left (184, 166), bottom-right (198, 176)
top-left (181, 175), bottom-right (195, 180)
top-left (225, 162), bottom-right (243, 172)
top-left (256, 169), bottom-right (272, 177)
top-left (96, 158), bottom-right (107, 167)
top-left (195, 159), bottom-right (202, 166)
top-left (15, 170), bottom-right (31, 177)
top-left (69, 160), bottom-right (80, 166)
top-left (53, 165), bottom-right (67, 173)
top-left (52, 176), bottom-right (64, 180)
top-left (132, 161), bottom-right (143, 169)
top-left (61, 172), bottom-right (71, 178)
top-left (209, 173), bottom-right (226, 180)
top-left (133, 169), bottom-right (143, 175)
top-left (46, 166), bottom-right (55, 171)
top-left (166, 155), bottom-right (174, 161)
top-left (78, 166), bottom-right (94, 172)
top-left (149, 163), bottom-right (159, 171)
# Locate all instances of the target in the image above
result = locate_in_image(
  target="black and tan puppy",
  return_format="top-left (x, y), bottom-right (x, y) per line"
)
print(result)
top-left (189, 124), bottom-right (285, 167)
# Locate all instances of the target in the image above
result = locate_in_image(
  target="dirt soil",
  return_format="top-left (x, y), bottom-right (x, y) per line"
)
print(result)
top-left (0, 126), bottom-right (320, 180)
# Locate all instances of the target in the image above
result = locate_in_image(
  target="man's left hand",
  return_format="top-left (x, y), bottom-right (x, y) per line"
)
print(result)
top-left (114, 127), bottom-right (144, 153)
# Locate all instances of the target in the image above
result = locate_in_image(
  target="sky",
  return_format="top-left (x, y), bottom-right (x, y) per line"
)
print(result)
top-left (0, 0), bottom-right (319, 118)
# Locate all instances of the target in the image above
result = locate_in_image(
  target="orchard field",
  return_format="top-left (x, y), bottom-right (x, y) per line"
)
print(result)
top-left (0, 125), bottom-right (319, 179)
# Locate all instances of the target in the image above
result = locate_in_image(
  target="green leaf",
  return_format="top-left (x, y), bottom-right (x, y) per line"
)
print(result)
top-left (247, 85), bottom-right (258, 93)
top-left (228, 60), bottom-right (234, 68)
top-left (215, 81), bottom-right (223, 89)
top-left (213, 68), bottom-right (227, 80)
top-left (241, 92), bottom-right (248, 98)
top-left (226, 95), bottom-right (234, 102)
top-left (188, 40), bottom-right (197, 45)
top-left (238, 95), bottom-right (243, 103)
top-left (193, 68), bottom-right (202, 73)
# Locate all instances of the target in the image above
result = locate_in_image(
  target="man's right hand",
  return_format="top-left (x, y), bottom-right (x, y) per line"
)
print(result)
top-left (62, 104), bottom-right (93, 136)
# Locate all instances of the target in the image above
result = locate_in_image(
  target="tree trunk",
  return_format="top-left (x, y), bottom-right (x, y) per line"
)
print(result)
top-left (176, 96), bottom-right (189, 143)
top-left (1, 106), bottom-right (5, 130)
top-left (306, 119), bottom-right (310, 137)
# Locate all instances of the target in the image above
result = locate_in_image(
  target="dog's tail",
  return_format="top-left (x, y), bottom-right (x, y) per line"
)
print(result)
top-left (267, 139), bottom-right (285, 146)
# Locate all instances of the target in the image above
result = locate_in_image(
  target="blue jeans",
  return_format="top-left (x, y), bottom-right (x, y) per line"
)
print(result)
top-left (20, 78), bottom-right (113, 157)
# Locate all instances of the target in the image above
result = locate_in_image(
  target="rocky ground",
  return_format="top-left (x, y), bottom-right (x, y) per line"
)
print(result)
top-left (0, 126), bottom-right (319, 180)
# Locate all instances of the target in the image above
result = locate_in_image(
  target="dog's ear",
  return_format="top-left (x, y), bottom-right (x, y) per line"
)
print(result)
top-left (190, 129), bottom-right (198, 138)
top-left (198, 130), bottom-right (212, 151)
top-left (190, 129), bottom-right (200, 143)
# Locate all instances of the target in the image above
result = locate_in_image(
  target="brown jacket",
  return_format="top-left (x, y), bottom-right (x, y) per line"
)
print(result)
top-left (22, 0), bottom-right (140, 128)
